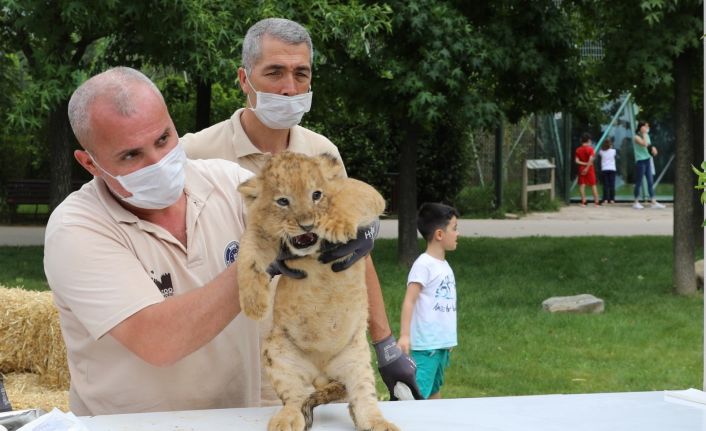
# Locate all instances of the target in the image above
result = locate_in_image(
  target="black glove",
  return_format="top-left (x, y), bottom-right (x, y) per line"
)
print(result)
top-left (318, 219), bottom-right (380, 272)
top-left (266, 242), bottom-right (307, 279)
top-left (373, 334), bottom-right (423, 401)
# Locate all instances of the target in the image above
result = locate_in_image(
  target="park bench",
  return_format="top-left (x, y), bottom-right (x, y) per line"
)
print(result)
top-left (4, 179), bottom-right (84, 223)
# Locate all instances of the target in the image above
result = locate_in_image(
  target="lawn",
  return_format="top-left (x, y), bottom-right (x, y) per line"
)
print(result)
top-left (0, 246), bottom-right (48, 291)
top-left (371, 236), bottom-right (702, 399)
top-left (1, 236), bottom-right (702, 400)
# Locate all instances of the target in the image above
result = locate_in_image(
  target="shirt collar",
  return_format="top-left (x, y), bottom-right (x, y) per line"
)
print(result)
top-left (231, 108), bottom-right (264, 158)
top-left (231, 108), bottom-right (306, 157)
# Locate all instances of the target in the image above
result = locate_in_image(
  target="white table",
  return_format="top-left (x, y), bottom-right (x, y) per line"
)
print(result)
top-left (80, 391), bottom-right (704, 431)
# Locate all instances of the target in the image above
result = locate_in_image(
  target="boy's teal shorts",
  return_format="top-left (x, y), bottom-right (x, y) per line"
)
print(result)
top-left (411, 348), bottom-right (451, 399)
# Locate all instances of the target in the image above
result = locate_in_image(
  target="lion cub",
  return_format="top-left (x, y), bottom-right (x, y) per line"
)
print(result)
top-left (237, 152), bottom-right (399, 431)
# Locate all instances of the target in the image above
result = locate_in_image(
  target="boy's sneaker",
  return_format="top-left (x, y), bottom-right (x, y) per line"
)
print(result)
top-left (651, 202), bottom-right (666, 209)
top-left (633, 202), bottom-right (644, 209)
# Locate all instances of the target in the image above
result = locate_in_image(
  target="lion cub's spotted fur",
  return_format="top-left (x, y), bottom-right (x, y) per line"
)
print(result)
top-left (237, 152), bottom-right (399, 431)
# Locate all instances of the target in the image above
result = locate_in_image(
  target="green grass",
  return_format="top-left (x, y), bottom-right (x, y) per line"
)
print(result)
top-left (15, 204), bottom-right (50, 216)
top-left (0, 246), bottom-right (48, 291)
top-left (1, 204), bottom-right (50, 224)
top-left (1, 238), bottom-right (702, 400)
top-left (372, 236), bottom-right (703, 399)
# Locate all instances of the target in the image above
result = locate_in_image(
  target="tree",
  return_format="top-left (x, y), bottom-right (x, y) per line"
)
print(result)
top-left (0, 52), bottom-right (37, 186)
top-left (368, 0), bottom-right (492, 266)
top-left (0, 1), bottom-right (125, 208)
top-left (346, 0), bottom-right (586, 266)
top-left (0, 1), bottom-right (255, 209)
top-left (106, 0), bottom-right (246, 133)
top-left (582, 0), bottom-right (703, 295)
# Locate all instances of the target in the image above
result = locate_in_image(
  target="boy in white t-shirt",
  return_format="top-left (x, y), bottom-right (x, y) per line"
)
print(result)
top-left (398, 202), bottom-right (459, 399)
top-left (598, 137), bottom-right (617, 204)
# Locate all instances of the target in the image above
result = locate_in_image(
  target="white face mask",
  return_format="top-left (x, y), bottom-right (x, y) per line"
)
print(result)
top-left (245, 72), bottom-right (312, 129)
top-left (90, 144), bottom-right (186, 210)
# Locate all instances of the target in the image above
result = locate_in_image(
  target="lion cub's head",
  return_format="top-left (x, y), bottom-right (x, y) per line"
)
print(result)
top-left (237, 152), bottom-right (347, 256)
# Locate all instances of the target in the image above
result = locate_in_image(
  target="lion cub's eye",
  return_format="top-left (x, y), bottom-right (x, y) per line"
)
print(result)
top-left (312, 190), bottom-right (322, 202)
top-left (276, 197), bottom-right (290, 207)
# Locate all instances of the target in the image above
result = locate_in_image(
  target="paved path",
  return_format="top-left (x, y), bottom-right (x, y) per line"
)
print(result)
top-left (0, 225), bottom-right (47, 246)
top-left (0, 203), bottom-right (673, 246)
top-left (378, 203), bottom-right (673, 238)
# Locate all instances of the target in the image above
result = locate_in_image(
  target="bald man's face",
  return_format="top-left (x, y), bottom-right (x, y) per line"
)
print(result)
top-left (74, 85), bottom-right (179, 199)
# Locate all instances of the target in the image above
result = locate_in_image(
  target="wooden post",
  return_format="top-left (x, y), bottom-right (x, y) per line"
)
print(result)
top-left (522, 160), bottom-right (529, 213)
top-left (550, 157), bottom-right (556, 201)
top-left (495, 122), bottom-right (504, 210)
top-left (522, 159), bottom-right (556, 213)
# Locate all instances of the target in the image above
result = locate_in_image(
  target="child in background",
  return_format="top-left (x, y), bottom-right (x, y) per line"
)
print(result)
top-left (398, 202), bottom-right (459, 400)
top-left (598, 137), bottom-right (617, 204)
top-left (575, 132), bottom-right (599, 207)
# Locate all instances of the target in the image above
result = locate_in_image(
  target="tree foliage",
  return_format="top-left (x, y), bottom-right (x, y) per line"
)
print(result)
top-left (0, 0), bottom-right (395, 204)
top-left (329, 0), bottom-right (588, 265)
top-left (2, 1), bottom-right (699, 285)
top-left (580, 0), bottom-right (703, 115)
top-left (0, 0), bottom-right (130, 202)
top-left (580, 0), bottom-right (703, 295)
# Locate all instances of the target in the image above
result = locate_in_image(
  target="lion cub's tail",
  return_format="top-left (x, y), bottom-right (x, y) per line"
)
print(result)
top-left (301, 381), bottom-right (347, 430)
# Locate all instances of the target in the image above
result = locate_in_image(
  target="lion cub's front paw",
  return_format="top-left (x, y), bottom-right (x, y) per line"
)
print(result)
top-left (317, 216), bottom-right (358, 244)
top-left (238, 270), bottom-right (272, 320)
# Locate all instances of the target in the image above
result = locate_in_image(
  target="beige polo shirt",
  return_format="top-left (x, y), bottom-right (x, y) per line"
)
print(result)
top-left (181, 108), bottom-right (345, 173)
top-left (181, 108), bottom-right (347, 406)
top-left (44, 158), bottom-right (260, 416)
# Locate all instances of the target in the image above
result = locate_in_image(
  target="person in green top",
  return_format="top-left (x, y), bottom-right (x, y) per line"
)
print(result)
top-left (632, 121), bottom-right (665, 209)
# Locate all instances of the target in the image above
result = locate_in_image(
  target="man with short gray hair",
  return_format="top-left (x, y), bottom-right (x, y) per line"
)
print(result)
top-left (181, 17), bottom-right (422, 402)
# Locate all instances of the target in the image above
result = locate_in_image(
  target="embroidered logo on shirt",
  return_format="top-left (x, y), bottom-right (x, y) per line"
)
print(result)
top-left (224, 240), bottom-right (240, 267)
top-left (151, 272), bottom-right (174, 298)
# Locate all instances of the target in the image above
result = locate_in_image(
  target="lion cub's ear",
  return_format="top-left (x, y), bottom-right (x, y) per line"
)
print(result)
top-left (237, 176), bottom-right (262, 204)
top-left (315, 153), bottom-right (345, 181)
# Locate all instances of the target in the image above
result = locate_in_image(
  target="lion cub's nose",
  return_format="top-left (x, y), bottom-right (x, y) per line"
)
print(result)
top-left (299, 223), bottom-right (314, 232)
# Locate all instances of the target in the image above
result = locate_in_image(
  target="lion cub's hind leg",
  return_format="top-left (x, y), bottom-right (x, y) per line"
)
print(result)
top-left (268, 404), bottom-right (306, 431)
top-left (264, 335), bottom-right (320, 431)
top-left (266, 370), bottom-right (316, 431)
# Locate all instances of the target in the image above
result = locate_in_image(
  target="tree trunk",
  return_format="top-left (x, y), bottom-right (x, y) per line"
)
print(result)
top-left (48, 99), bottom-right (74, 211)
top-left (397, 120), bottom-right (420, 267)
top-left (196, 79), bottom-right (212, 131)
top-left (672, 51), bottom-right (696, 295)
top-left (562, 113), bottom-right (573, 204)
top-left (494, 122), bottom-right (503, 209)
top-left (693, 105), bottom-right (704, 248)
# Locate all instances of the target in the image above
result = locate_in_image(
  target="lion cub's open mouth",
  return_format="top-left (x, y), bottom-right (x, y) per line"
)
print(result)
top-left (290, 233), bottom-right (319, 249)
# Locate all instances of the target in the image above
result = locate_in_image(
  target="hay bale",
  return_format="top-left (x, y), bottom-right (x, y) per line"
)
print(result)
top-left (0, 286), bottom-right (69, 390)
top-left (3, 372), bottom-right (69, 412)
